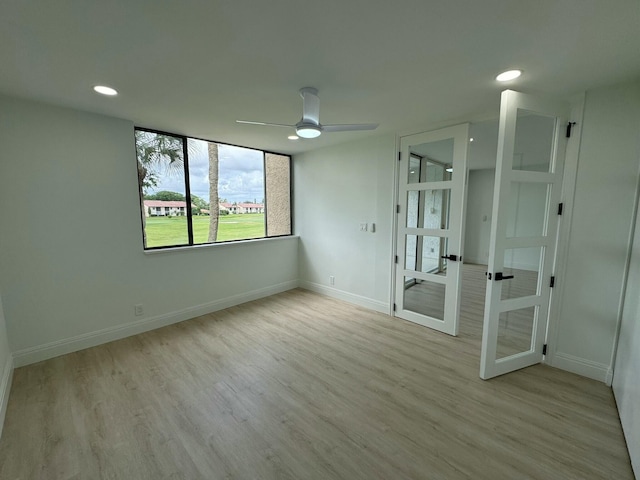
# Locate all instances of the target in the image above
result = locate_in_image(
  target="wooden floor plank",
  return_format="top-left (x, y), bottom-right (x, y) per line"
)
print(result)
top-left (0, 265), bottom-right (633, 479)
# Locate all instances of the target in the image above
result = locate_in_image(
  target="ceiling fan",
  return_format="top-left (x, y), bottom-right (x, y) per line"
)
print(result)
top-left (237, 87), bottom-right (378, 138)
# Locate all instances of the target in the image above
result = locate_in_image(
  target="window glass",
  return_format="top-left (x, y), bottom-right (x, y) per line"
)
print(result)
top-left (187, 139), bottom-right (266, 244)
top-left (135, 128), bottom-right (291, 249)
top-left (135, 130), bottom-right (188, 248)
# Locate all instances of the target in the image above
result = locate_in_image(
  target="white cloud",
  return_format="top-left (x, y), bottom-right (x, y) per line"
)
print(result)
top-left (149, 139), bottom-right (265, 203)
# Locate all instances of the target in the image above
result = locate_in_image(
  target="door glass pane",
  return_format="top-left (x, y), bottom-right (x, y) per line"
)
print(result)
top-left (408, 155), bottom-right (421, 183)
top-left (403, 276), bottom-right (445, 320)
top-left (513, 109), bottom-right (556, 173)
top-left (407, 138), bottom-right (454, 184)
top-left (506, 182), bottom-right (549, 238)
top-left (406, 189), bottom-right (451, 230)
top-left (405, 235), bottom-right (449, 275)
top-left (497, 306), bottom-right (536, 359)
top-left (501, 247), bottom-right (543, 300)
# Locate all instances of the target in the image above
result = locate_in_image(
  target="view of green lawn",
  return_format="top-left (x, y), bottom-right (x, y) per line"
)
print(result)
top-left (144, 213), bottom-right (265, 248)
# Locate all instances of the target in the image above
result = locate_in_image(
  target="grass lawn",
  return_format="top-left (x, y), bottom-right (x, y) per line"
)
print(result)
top-left (144, 214), bottom-right (266, 248)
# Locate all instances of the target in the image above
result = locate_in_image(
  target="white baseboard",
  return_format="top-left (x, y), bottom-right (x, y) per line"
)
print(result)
top-left (0, 354), bottom-right (14, 440)
top-left (12, 280), bottom-right (299, 368)
top-left (550, 351), bottom-right (610, 383)
top-left (298, 280), bottom-right (390, 314)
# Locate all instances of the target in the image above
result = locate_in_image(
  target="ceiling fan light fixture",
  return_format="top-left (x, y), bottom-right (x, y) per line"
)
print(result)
top-left (296, 124), bottom-right (322, 138)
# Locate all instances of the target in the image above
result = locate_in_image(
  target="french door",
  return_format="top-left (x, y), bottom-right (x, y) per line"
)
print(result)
top-left (480, 90), bottom-right (568, 379)
top-left (394, 124), bottom-right (469, 335)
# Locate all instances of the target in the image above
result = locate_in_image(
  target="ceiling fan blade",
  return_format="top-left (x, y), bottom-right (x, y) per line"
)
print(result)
top-left (300, 87), bottom-right (320, 125)
top-left (236, 120), bottom-right (294, 128)
top-left (322, 123), bottom-right (379, 132)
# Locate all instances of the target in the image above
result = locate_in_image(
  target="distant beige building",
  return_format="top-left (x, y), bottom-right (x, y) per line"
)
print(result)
top-left (143, 200), bottom-right (194, 217)
top-left (220, 202), bottom-right (264, 214)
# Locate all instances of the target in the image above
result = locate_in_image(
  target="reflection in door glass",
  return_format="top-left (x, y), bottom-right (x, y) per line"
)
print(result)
top-left (506, 182), bottom-right (549, 238)
top-left (513, 110), bottom-right (556, 173)
top-left (407, 138), bottom-right (454, 184)
top-left (405, 235), bottom-right (449, 275)
top-left (501, 247), bottom-right (543, 300)
top-left (403, 276), bottom-right (445, 320)
top-left (406, 189), bottom-right (451, 230)
top-left (496, 306), bottom-right (536, 359)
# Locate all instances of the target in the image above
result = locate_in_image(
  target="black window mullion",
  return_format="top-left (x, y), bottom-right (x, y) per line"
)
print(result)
top-left (262, 152), bottom-right (268, 237)
top-left (182, 136), bottom-right (194, 245)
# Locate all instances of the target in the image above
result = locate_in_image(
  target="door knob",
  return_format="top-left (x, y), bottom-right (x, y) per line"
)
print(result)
top-left (441, 254), bottom-right (461, 261)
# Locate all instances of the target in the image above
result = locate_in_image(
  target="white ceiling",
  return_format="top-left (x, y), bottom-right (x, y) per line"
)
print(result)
top-left (1, 0), bottom-right (638, 155)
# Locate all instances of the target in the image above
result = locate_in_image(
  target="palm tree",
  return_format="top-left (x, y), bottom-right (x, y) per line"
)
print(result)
top-left (134, 130), bottom-right (184, 245)
top-left (208, 142), bottom-right (220, 242)
top-left (135, 130), bottom-right (184, 192)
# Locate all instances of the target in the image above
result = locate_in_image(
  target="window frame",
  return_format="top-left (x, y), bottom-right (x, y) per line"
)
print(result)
top-left (135, 126), bottom-right (293, 251)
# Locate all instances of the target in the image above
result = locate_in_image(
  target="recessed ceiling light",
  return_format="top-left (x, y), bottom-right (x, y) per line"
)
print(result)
top-left (446, 167), bottom-right (453, 173)
top-left (288, 135), bottom-right (299, 140)
top-left (93, 85), bottom-right (118, 96)
top-left (496, 70), bottom-right (522, 82)
top-left (469, 137), bottom-right (474, 142)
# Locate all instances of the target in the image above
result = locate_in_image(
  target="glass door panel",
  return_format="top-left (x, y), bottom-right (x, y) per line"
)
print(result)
top-left (496, 307), bottom-right (537, 359)
top-left (500, 246), bottom-right (543, 300)
top-left (405, 235), bottom-right (449, 275)
top-left (512, 110), bottom-right (557, 172)
top-left (403, 276), bottom-right (446, 320)
top-left (405, 188), bottom-right (451, 230)
top-left (505, 182), bottom-right (549, 238)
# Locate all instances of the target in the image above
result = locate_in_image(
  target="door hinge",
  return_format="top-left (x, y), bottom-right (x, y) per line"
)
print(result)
top-left (394, 255), bottom-right (398, 264)
top-left (566, 122), bottom-right (576, 138)
top-left (393, 303), bottom-right (397, 312)
top-left (398, 151), bottom-right (401, 161)
top-left (542, 344), bottom-right (548, 355)
top-left (396, 204), bottom-right (401, 214)
top-left (550, 276), bottom-right (555, 288)
top-left (557, 202), bottom-right (564, 215)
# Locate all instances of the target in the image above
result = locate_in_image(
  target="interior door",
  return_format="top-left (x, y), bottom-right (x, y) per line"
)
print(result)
top-left (395, 124), bottom-right (469, 335)
top-left (480, 90), bottom-right (568, 379)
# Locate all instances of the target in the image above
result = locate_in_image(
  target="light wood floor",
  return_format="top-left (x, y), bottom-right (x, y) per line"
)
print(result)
top-left (0, 265), bottom-right (633, 479)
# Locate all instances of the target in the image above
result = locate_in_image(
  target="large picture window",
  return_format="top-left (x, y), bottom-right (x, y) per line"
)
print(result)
top-left (135, 128), bottom-right (291, 249)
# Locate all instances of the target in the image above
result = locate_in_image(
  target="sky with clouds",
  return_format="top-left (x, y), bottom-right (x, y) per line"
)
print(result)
top-left (147, 139), bottom-right (265, 204)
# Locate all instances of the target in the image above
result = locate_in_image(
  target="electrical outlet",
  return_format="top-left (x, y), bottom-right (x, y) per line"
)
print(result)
top-left (329, 275), bottom-right (335, 285)
top-left (134, 304), bottom-right (144, 316)
top-left (359, 223), bottom-right (368, 232)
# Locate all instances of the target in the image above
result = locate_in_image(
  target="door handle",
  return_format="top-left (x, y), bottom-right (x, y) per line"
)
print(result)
top-left (441, 254), bottom-right (461, 262)
top-left (494, 272), bottom-right (514, 281)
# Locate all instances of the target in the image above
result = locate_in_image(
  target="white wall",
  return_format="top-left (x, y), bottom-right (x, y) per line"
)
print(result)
top-left (551, 81), bottom-right (640, 382)
top-left (613, 195), bottom-right (640, 477)
top-left (294, 134), bottom-right (396, 311)
top-left (463, 168), bottom-right (494, 265)
top-left (0, 292), bottom-right (12, 439)
top-left (0, 95), bottom-right (299, 365)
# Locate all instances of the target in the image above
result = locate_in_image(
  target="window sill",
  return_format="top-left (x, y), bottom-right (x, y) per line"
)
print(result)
top-left (143, 235), bottom-right (299, 255)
